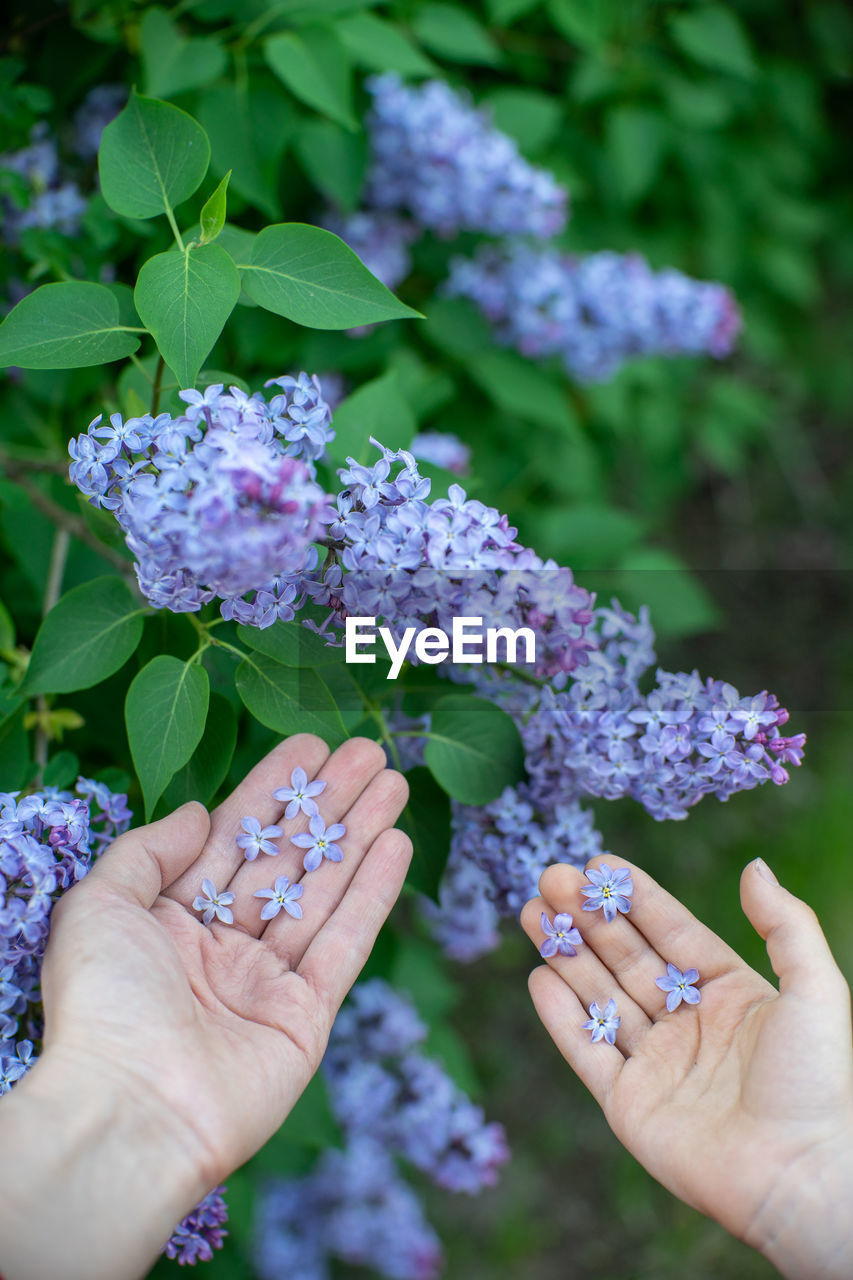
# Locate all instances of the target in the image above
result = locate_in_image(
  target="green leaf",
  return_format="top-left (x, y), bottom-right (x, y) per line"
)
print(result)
top-left (669, 6), bottom-right (757, 80)
top-left (605, 106), bottom-right (667, 203)
top-left (99, 90), bottom-right (210, 220)
top-left (336, 12), bottom-right (436, 74)
top-left (196, 80), bottom-right (293, 220)
top-left (134, 244), bottom-right (240, 388)
top-left (398, 765), bottom-right (451, 901)
top-left (235, 652), bottom-right (348, 748)
top-left (547, 0), bottom-right (613, 49)
top-left (0, 282), bottom-right (141, 370)
top-left (481, 87), bottom-right (563, 153)
top-left (424, 695), bottom-right (526, 805)
top-left (264, 27), bottom-right (357, 131)
top-left (420, 297), bottom-right (494, 360)
top-left (0, 705), bottom-right (29, 791)
top-left (468, 350), bottom-right (573, 431)
top-left (294, 119), bottom-right (366, 213)
top-left (413, 4), bottom-right (504, 65)
top-left (140, 7), bottom-right (227, 99)
top-left (238, 621), bottom-right (347, 668)
top-left (43, 750), bottom-right (80, 790)
top-left (156, 691), bottom-right (237, 813)
top-left (487, 0), bottom-right (542, 24)
top-left (125, 656), bottom-right (210, 819)
top-left (241, 223), bottom-right (421, 329)
top-left (22, 576), bottom-right (144, 695)
top-left (0, 598), bottom-right (14, 650)
top-left (326, 368), bottom-right (416, 466)
top-left (615, 549), bottom-right (723, 639)
top-left (199, 171), bottom-right (230, 244)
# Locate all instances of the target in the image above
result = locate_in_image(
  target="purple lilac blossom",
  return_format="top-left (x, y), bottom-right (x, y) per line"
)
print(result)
top-left (583, 998), bottom-right (621, 1045)
top-left (539, 911), bottom-right (583, 958)
top-left (445, 243), bottom-right (741, 382)
top-left (71, 84), bottom-right (127, 160)
top-left (655, 963), bottom-right (702, 1011)
top-left (273, 766), bottom-right (326, 820)
top-left (1, 125), bottom-right (87, 240)
top-left (67, 376), bottom-right (335, 626)
top-left (237, 816), bottom-right (282, 859)
top-left (192, 879), bottom-right (235, 926)
top-left (290, 815), bottom-right (346, 872)
top-left (410, 431), bottom-right (471, 476)
top-left (321, 209), bottom-right (416, 292)
top-left (324, 980), bottom-right (509, 1195)
top-left (254, 876), bottom-right (304, 921)
top-left (365, 75), bottom-right (567, 238)
top-left (581, 863), bottom-right (633, 922)
top-left (162, 1186), bottom-right (228, 1265)
top-left (254, 1137), bottom-right (443, 1280)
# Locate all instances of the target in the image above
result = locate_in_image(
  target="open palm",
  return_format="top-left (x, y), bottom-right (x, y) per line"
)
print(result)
top-left (41, 734), bottom-right (411, 1185)
top-left (521, 857), bottom-right (853, 1252)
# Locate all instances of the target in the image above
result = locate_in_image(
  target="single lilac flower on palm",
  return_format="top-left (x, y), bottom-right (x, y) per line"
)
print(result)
top-left (581, 863), bottom-right (634, 923)
top-left (192, 879), bottom-right (235, 926)
top-left (254, 876), bottom-right (304, 921)
top-left (273, 766), bottom-right (327, 819)
top-left (655, 963), bottom-right (701, 1012)
top-left (236, 815), bottom-right (282, 860)
top-left (539, 911), bottom-right (583, 958)
top-left (291, 814), bottom-right (346, 872)
top-left (583, 998), bottom-right (621, 1045)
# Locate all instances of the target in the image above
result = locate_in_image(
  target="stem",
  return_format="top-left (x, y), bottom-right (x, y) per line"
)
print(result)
top-left (151, 356), bottom-right (165, 416)
top-left (0, 463), bottom-right (135, 579)
top-left (128, 352), bottom-right (155, 385)
top-left (33, 529), bottom-right (71, 781)
top-left (373, 707), bottom-right (403, 772)
top-left (165, 206), bottom-right (185, 252)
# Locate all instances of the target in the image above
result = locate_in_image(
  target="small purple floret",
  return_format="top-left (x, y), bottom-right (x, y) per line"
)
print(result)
top-left (539, 910), bottom-right (583, 958)
top-left (582, 998), bottom-right (621, 1044)
top-left (273, 766), bottom-right (326, 820)
top-left (581, 863), bottom-right (633, 922)
top-left (237, 816), bottom-right (282, 860)
top-left (254, 876), bottom-right (304, 921)
top-left (655, 962), bottom-right (701, 1012)
top-left (192, 879), bottom-right (235, 926)
top-left (290, 814), bottom-right (346, 872)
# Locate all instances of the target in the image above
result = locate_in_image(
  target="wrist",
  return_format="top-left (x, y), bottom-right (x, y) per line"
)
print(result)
top-left (0, 1043), bottom-right (213, 1280)
top-left (746, 1122), bottom-right (853, 1280)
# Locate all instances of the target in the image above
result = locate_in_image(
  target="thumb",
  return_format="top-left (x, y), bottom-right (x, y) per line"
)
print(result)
top-left (84, 801), bottom-right (211, 909)
top-left (740, 858), bottom-right (847, 1000)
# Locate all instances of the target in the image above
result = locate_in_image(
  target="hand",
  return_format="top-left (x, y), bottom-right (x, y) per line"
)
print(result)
top-left (0, 734), bottom-right (411, 1280)
top-left (521, 856), bottom-right (853, 1280)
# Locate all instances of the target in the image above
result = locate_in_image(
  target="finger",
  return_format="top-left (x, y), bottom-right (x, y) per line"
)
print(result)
top-left (166, 734), bottom-right (330, 912)
top-left (528, 965), bottom-right (623, 1109)
top-left (740, 858), bottom-right (852, 1003)
top-left (261, 768), bottom-right (409, 966)
top-left (520, 895), bottom-right (652, 1052)
top-left (224, 737), bottom-right (388, 935)
top-left (545, 855), bottom-right (744, 983)
top-left (299, 826), bottom-right (412, 1017)
top-left (80, 802), bottom-right (211, 909)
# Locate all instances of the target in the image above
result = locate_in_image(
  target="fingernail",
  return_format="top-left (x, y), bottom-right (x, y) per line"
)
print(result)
top-left (754, 858), bottom-right (779, 885)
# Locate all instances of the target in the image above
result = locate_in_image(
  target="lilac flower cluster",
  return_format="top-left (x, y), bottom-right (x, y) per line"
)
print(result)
top-left (410, 431), bottom-right (471, 476)
top-left (68, 376), bottom-right (335, 625)
top-left (0, 126), bottom-right (87, 241)
top-left (364, 74), bottom-right (568, 238)
top-left (71, 84), bottom-right (126, 161)
top-left (254, 1137), bottom-right (443, 1280)
top-left (163, 1186), bottom-right (228, 1265)
top-left (255, 980), bottom-right (505, 1279)
top-left (322, 209), bottom-right (417, 293)
top-left (0, 779), bottom-right (131, 1082)
top-left (320, 441), bottom-right (594, 680)
top-left (420, 602), bottom-right (803, 960)
top-left (325, 979), bottom-right (509, 1193)
top-left (446, 243), bottom-right (742, 382)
